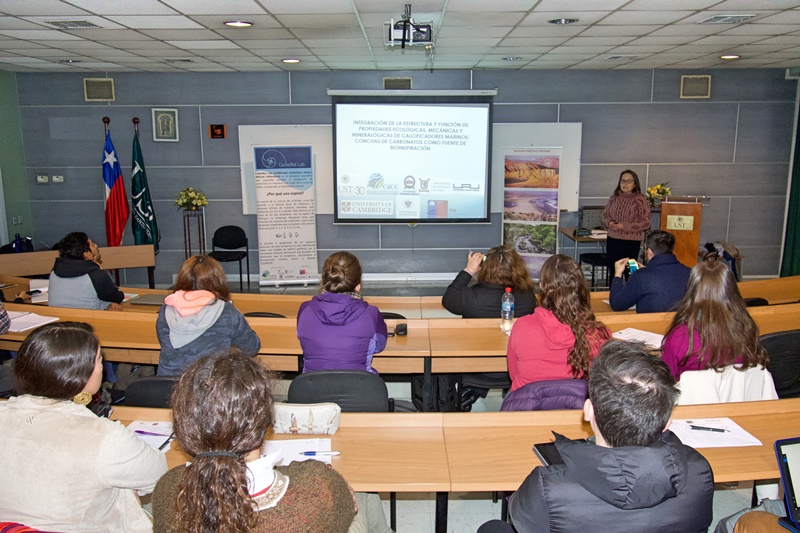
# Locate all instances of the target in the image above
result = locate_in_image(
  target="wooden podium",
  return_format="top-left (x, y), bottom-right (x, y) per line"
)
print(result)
top-left (657, 196), bottom-right (707, 268)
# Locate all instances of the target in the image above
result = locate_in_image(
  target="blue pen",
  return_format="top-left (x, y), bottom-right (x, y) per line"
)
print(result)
top-left (302, 451), bottom-right (340, 456)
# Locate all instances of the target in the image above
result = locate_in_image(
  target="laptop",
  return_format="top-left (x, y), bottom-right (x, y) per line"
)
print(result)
top-left (774, 437), bottom-right (800, 532)
top-left (128, 294), bottom-right (167, 306)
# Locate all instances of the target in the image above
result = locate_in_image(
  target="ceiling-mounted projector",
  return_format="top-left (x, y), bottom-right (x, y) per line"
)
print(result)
top-left (384, 3), bottom-right (433, 48)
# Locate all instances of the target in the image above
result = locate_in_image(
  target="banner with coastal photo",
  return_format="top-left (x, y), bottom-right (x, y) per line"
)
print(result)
top-left (501, 147), bottom-right (562, 279)
top-left (253, 145), bottom-right (319, 285)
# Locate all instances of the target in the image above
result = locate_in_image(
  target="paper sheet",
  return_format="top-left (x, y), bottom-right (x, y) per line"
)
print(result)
top-left (261, 438), bottom-right (334, 465)
top-left (6, 311), bottom-right (59, 332)
top-left (612, 327), bottom-right (664, 349)
top-left (670, 418), bottom-right (762, 448)
top-left (128, 420), bottom-right (174, 454)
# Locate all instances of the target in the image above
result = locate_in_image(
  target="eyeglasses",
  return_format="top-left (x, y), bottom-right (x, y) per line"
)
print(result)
top-left (620, 179), bottom-right (635, 184)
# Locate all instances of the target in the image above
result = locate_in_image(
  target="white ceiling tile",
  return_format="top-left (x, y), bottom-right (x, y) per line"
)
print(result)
top-left (0, 29), bottom-right (82, 40)
top-left (628, 35), bottom-right (699, 46)
top-left (436, 27), bottom-right (510, 38)
top-left (607, 44), bottom-right (674, 53)
top-left (139, 29), bottom-right (221, 40)
top-left (601, 11), bottom-right (695, 25)
top-left (0, 41), bottom-right (48, 50)
top-left (537, 52), bottom-right (597, 60)
top-left (165, 40), bottom-right (240, 50)
top-left (292, 28), bottom-right (364, 39)
top-left (0, 17), bottom-right (52, 30)
top-left (509, 25), bottom-right (585, 37)
top-left (63, 0), bottom-right (178, 15)
top-left (711, 0), bottom-right (800, 9)
top-left (0, 0), bottom-right (91, 16)
top-left (719, 24), bottom-right (800, 36)
top-left (498, 37), bottom-right (569, 46)
top-left (534, 0), bottom-right (628, 10)
top-left (757, 11), bottom-right (800, 24)
top-left (61, 29), bottom-right (152, 41)
top-left (261, 0), bottom-right (354, 15)
top-left (690, 35), bottom-right (763, 45)
top-left (755, 35), bottom-right (800, 45)
top-left (647, 24), bottom-right (723, 36)
top-left (106, 41), bottom-right (181, 50)
top-left (440, 12), bottom-right (528, 26)
top-left (237, 40), bottom-right (307, 50)
top-left (444, 0), bottom-right (535, 11)
top-left (105, 16), bottom-right (204, 30)
top-left (302, 38), bottom-right (366, 48)
top-left (519, 12), bottom-right (612, 26)
top-left (566, 36), bottom-right (635, 46)
top-left (548, 45), bottom-right (615, 54)
top-left (274, 14), bottom-right (359, 28)
top-left (310, 47), bottom-right (373, 57)
top-left (578, 25), bottom-right (662, 37)
top-left (159, 0), bottom-right (268, 15)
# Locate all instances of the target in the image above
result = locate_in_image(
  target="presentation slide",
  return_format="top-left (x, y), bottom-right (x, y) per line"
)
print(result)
top-left (334, 102), bottom-right (491, 223)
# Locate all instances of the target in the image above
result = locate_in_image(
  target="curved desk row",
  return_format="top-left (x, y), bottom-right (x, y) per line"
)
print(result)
top-left (3, 302), bottom-right (800, 411)
top-left (114, 397), bottom-right (800, 533)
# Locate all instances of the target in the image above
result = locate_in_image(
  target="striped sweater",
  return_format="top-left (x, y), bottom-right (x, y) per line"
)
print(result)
top-left (601, 192), bottom-right (652, 241)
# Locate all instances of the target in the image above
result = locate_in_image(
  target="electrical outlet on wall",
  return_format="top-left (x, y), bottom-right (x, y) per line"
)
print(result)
top-left (36, 175), bottom-right (49, 183)
top-left (52, 175), bottom-right (64, 183)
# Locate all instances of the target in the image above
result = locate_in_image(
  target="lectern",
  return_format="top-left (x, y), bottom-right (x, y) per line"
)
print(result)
top-left (657, 196), bottom-right (708, 268)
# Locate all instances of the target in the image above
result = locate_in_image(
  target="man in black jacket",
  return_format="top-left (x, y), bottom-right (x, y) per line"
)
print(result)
top-left (501, 340), bottom-right (714, 533)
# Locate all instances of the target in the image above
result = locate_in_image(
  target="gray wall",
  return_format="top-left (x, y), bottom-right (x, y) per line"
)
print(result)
top-left (10, 68), bottom-right (797, 285)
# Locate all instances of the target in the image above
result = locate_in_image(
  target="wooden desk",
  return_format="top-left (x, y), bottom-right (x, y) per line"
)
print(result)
top-left (558, 227), bottom-right (606, 260)
top-left (112, 407), bottom-right (451, 532)
top-left (443, 398), bottom-right (800, 493)
top-left (0, 245), bottom-right (156, 288)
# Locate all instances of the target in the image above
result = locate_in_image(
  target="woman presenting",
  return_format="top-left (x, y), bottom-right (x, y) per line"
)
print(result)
top-left (602, 169), bottom-right (651, 271)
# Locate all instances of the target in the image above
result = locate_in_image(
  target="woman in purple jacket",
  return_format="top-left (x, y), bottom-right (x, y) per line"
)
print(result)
top-left (297, 252), bottom-right (387, 374)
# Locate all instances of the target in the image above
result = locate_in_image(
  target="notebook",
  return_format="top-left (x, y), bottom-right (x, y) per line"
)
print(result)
top-left (128, 294), bottom-right (167, 306)
top-left (775, 437), bottom-right (800, 532)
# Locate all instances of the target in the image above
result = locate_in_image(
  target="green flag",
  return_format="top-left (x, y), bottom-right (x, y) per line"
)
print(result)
top-left (131, 130), bottom-right (160, 254)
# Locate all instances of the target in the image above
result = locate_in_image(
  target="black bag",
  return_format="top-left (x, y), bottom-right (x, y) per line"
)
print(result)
top-left (412, 373), bottom-right (459, 412)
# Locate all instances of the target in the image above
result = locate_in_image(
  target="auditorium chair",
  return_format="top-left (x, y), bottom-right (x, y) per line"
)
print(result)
top-left (208, 225), bottom-right (250, 291)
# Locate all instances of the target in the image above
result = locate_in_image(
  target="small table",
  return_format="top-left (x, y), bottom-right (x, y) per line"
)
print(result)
top-left (558, 227), bottom-right (606, 260)
top-left (182, 208), bottom-right (206, 258)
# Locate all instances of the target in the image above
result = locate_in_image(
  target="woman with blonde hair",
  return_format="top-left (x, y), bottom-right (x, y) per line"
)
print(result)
top-left (152, 351), bottom-right (357, 532)
top-left (156, 254), bottom-right (260, 376)
top-left (661, 261), bottom-right (768, 381)
top-left (507, 254), bottom-right (611, 392)
top-left (297, 251), bottom-right (387, 374)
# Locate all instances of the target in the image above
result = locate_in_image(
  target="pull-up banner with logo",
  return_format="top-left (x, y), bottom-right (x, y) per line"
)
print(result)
top-left (253, 145), bottom-right (319, 285)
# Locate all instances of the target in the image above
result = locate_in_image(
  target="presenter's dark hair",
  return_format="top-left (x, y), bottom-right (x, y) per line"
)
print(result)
top-left (58, 232), bottom-right (91, 260)
top-left (478, 245), bottom-right (535, 292)
top-left (588, 340), bottom-right (679, 447)
top-left (645, 230), bottom-right (676, 256)
top-left (613, 169), bottom-right (642, 195)
top-left (539, 254), bottom-right (611, 378)
top-left (13, 321), bottom-right (100, 400)
top-left (321, 251), bottom-right (362, 293)
top-left (172, 350), bottom-right (275, 533)
top-left (665, 261), bottom-right (768, 371)
top-left (173, 254), bottom-right (231, 301)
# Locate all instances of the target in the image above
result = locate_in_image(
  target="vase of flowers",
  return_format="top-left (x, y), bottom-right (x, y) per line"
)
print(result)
top-left (646, 182), bottom-right (671, 206)
top-left (175, 187), bottom-right (208, 210)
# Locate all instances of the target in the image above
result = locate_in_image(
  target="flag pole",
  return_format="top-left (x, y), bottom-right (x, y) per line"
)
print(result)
top-left (103, 116), bottom-right (110, 134)
top-left (132, 116), bottom-right (139, 135)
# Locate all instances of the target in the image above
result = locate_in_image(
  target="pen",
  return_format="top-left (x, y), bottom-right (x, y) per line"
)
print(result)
top-left (135, 430), bottom-right (171, 437)
top-left (301, 451), bottom-right (340, 456)
top-left (158, 433), bottom-right (174, 451)
top-left (689, 425), bottom-right (727, 433)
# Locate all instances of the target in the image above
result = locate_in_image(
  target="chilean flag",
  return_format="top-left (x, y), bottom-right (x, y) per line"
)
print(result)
top-left (102, 131), bottom-right (130, 247)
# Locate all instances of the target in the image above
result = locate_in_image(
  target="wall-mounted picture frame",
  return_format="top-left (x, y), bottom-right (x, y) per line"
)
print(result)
top-left (152, 108), bottom-right (179, 142)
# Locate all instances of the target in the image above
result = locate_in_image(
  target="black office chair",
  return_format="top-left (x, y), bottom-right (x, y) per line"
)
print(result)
top-left (244, 312), bottom-right (286, 318)
top-left (123, 376), bottom-right (179, 408)
top-left (380, 312), bottom-right (406, 320)
top-left (579, 252), bottom-right (608, 289)
top-left (288, 370), bottom-right (397, 529)
top-left (744, 297), bottom-right (770, 307)
top-left (763, 329), bottom-right (800, 399)
top-left (208, 225), bottom-right (249, 292)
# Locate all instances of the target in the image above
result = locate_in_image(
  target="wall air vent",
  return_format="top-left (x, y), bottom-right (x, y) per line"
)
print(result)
top-left (697, 15), bottom-right (756, 25)
top-left (46, 20), bottom-right (102, 29)
top-left (681, 75), bottom-right (711, 99)
top-left (383, 77), bottom-right (412, 90)
top-left (83, 78), bottom-right (115, 102)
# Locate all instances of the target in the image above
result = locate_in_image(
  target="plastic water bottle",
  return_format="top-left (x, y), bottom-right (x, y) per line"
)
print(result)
top-left (13, 233), bottom-right (22, 253)
top-left (501, 287), bottom-right (515, 333)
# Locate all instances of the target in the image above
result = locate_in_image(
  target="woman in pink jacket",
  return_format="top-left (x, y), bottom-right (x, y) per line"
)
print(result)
top-left (507, 254), bottom-right (611, 392)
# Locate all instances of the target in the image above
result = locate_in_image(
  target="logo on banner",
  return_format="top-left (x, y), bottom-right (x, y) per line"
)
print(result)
top-left (341, 201), bottom-right (352, 213)
top-left (368, 173), bottom-right (384, 188)
top-left (420, 178), bottom-right (429, 191)
top-left (405, 200), bottom-right (412, 208)
top-left (404, 175), bottom-right (415, 189)
top-left (299, 269), bottom-right (307, 275)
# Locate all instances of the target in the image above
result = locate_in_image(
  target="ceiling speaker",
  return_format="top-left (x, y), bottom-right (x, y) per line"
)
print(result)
top-left (84, 78), bottom-right (115, 102)
top-left (680, 75), bottom-right (711, 99)
top-left (383, 77), bottom-right (412, 90)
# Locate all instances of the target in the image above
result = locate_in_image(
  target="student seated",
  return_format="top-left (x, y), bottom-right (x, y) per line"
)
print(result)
top-left (296, 251), bottom-right (387, 374)
top-left (0, 322), bottom-right (167, 532)
top-left (661, 261), bottom-right (768, 381)
top-left (156, 255), bottom-right (260, 376)
top-left (507, 254), bottom-right (611, 392)
top-left (500, 340), bottom-right (714, 532)
top-left (609, 230), bottom-right (691, 313)
top-left (152, 350), bottom-right (359, 533)
top-left (48, 232), bottom-right (124, 311)
top-left (442, 245), bottom-right (538, 409)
